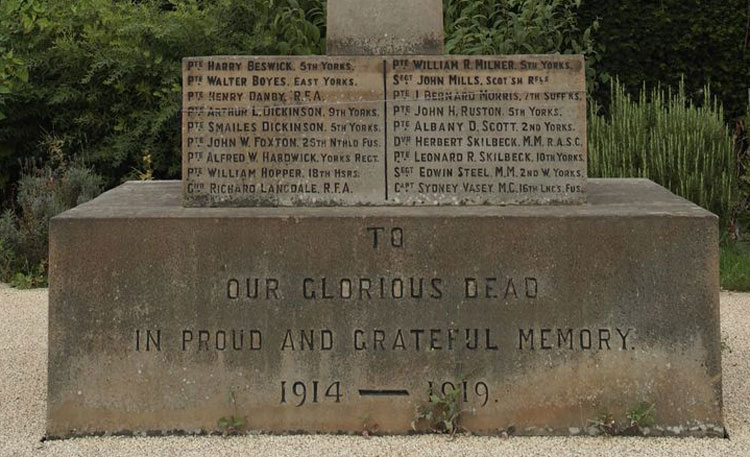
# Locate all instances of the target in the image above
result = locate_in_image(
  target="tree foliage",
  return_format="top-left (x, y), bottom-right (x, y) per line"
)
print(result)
top-left (579, 0), bottom-right (750, 121)
top-left (444, 0), bottom-right (600, 91)
top-left (0, 0), bottom-right (325, 201)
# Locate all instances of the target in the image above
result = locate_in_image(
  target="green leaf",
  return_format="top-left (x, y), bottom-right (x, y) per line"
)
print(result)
top-left (17, 66), bottom-right (29, 83)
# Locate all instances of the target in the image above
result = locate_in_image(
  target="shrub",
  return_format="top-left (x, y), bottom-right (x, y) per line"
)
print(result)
top-left (0, 155), bottom-right (102, 288)
top-left (444, 0), bottom-right (602, 93)
top-left (0, 0), bottom-right (325, 201)
top-left (0, 214), bottom-right (17, 279)
top-left (588, 79), bottom-right (736, 224)
top-left (730, 105), bottom-right (750, 237)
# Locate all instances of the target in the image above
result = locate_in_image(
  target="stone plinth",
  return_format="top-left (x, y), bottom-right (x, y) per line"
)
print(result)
top-left (326, 0), bottom-right (444, 55)
top-left (47, 179), bottom-right (723, 437)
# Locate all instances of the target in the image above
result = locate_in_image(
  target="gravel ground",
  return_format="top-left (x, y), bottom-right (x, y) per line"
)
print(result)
top-left (1, 284), bottom-right (748, 457)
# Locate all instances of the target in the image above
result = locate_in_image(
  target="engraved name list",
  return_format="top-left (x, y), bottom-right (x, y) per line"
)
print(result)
top-left (182, 55), bottom-right (586, 206)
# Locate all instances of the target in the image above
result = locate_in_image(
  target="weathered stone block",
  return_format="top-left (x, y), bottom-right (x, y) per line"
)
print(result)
top-left (48, 179), bottom-right (723, 437)
top-left (326, 0), bottom-right (444, 55)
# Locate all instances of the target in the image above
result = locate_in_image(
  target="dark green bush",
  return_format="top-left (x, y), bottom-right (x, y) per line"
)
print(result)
top-left (729, 106), bottom-right (750, 237)
top-left (589, 79), bottom-right (736, 223)
top-left (579, 0), bottom-right (750, 121)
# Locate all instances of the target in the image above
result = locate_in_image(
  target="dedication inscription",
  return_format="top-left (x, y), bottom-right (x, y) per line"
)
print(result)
top-left (182, 55), bottom-right (586, 206)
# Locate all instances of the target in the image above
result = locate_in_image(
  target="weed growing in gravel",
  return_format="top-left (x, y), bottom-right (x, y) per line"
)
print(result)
top-left (588, 409), bottom-right (618, 436)
top-left (626, 402), bottom-right (655, 430)
top-left (359, 412), bottom-right (379, 437)
top-left (217, 415), bottom-right (246, 436)
top-left (217, 390), bottom-right (247, 436)
top-left (588, 402), bottom-right (655, 436)
top-left (412, 385), bottom-right (467, 436)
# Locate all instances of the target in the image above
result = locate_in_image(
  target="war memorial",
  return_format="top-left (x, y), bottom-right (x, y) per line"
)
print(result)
top-left (46, 0), bottom-right (723, 438)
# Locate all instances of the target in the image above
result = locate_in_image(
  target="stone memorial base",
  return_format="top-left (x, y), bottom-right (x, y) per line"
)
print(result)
top-left (48, 179), bottom-right (723, 438)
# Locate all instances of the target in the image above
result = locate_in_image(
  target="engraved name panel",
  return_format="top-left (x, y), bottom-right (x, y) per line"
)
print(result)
top-left (182, 55), bottom-right (586, 206)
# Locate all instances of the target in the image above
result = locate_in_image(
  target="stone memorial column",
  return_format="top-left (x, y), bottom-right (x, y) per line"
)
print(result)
top-left (326, 0), bottom-right (444, 55)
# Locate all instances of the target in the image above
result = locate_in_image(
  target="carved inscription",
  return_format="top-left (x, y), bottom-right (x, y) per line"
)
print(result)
top-left (182, 55), bottom-right (586, 206)
top-left (132, 225), bottom-right (637, 415)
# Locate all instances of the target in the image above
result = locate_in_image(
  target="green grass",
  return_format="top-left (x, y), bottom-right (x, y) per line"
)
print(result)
top-left (721, 241), bottom-right (750, 291)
